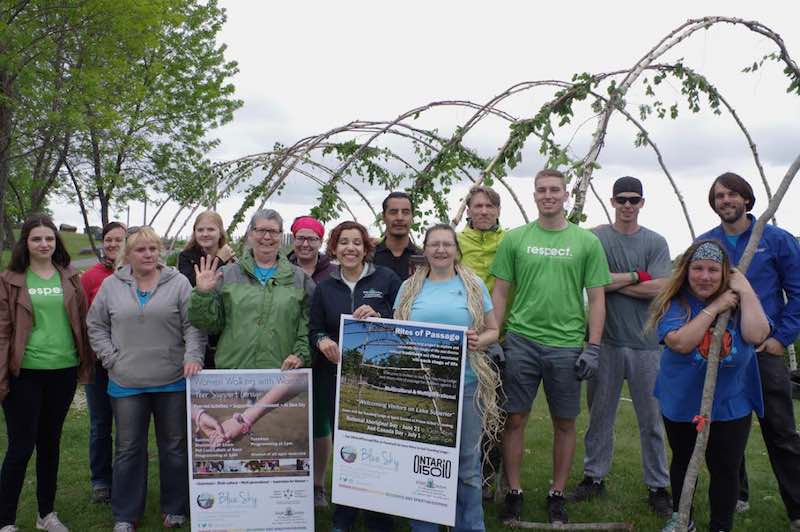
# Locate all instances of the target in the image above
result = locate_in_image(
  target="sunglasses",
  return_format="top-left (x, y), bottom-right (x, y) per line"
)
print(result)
top-left (126, 225), bottom-right (154, 236)
top-left (613, 196), bottom-right (643, 205)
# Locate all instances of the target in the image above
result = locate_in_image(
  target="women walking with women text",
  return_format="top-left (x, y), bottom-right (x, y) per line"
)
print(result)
top-left (0, 215), bottom-right (93, 532)
top-left (649, 240), bottom-right (770, 532)
top-left (394, 223), bottom-right (502, 532)
top-left (87, 227), bottom-right (206, 531)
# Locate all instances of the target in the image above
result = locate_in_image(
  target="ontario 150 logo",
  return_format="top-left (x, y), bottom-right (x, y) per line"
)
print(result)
top-left (412, 455), bottom-right (452, 478)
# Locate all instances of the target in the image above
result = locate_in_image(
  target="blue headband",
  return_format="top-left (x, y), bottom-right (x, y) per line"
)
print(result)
top-left (690, 242), bottom-right (724, 264)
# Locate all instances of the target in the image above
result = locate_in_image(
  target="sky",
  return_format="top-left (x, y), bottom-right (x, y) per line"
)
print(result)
top-left (52, 1), bottom-right (800, 254)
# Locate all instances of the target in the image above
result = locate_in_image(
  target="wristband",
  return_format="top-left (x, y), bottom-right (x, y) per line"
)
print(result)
top-left (630, 271), bottom-right (638, 283)
top-left (234, 413), bottom-right (253, 434)
top-left (636, 270), bottom-right (652, 283)
top-left (701, 308), bottom-right (715, 318)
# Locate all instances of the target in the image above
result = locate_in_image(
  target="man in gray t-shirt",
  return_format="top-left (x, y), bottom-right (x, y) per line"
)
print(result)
top-left (568, 176), bottom-right (673, 517)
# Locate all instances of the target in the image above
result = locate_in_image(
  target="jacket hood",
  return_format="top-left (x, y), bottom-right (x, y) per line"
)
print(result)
top-left (330, 262), bottom-right (376, 281)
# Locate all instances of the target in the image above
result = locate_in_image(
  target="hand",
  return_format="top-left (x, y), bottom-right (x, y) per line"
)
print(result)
top-left (575, 343), bottom-right (600, 380)
top-left (708, 289), bottom-right (739, 314)
top-left (217, 244), bottom-right (236, 263)
top-left (352, 305), bottom-right (378, 320)
top-left (194, 255), bottom-right (221, 293)
top-left (281, 354), bottom-right (303, 370)
top-left (197, 411), bottom-right (225, 439)
top-left (183, 362), bottom-right (202, 378)
top-left (221, 417), bottom-right (247, 441)
top-left (466, 329), bottom-right (481, 352)
top-left (317, 337), bottom-right (341, 364)
top-left (757, 337), bottom-right (785, 356)
top-left (727, 268), bottom-right (752, 295)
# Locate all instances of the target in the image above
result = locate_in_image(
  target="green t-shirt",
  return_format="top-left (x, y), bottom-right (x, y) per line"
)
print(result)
top-left (22, 269), bottom-right (78, 370)
top-left (490, 221), bottom-right (611, 347)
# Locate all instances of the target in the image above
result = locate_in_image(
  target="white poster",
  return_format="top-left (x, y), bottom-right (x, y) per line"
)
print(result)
top-left (332, 316), bottom-right (466, 526)
top-left (187, 369), bottom-right (314, 532)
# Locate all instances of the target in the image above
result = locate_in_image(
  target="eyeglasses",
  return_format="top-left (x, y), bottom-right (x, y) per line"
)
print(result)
top-left (126, 226), bottom-right (153, 236)
top-left (426, 241), bottom-right (456, 249)
top-left (295, 236), bottom-right (321, 244)
top-left (613, 196), bottom-right (643, 205)
top-left (251, 227), bottom-right (281, 238)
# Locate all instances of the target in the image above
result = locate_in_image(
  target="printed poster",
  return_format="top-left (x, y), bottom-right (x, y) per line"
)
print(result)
top-left (187, 369), bottom-right (313, 531)
top-left (332, 316), bottom-right (466, 526)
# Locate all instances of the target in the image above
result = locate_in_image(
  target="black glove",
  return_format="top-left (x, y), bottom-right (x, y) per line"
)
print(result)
top-left (575, 343), bottom-right (600, 380)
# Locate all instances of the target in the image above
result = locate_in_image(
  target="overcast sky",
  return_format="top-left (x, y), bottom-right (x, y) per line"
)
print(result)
top-left (54, 1), bottom-right (800, 254)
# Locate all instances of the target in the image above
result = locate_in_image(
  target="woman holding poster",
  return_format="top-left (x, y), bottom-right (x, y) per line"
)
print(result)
top-left (394, 223), bottom-right (502, 532)
top-left (309, 220), bottom-right (401, 529)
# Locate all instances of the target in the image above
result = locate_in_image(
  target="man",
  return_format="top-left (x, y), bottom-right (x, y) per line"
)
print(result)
top-left (699, 172), bottom-right (800, 530)
top-left (373, 191), bottom-right (420, 281)
top-left (569, 176), bottom-right (672, 517)
top-left (491, 169), bottom-right (611, 524)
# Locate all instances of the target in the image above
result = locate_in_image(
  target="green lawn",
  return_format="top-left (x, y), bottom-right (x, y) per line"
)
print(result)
top-left (0, 385), bottom-right (790, 531)
top-left (0, 230), bottom-right (95, 270)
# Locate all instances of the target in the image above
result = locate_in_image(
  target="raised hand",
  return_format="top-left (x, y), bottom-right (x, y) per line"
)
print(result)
top-left (194, 255), bottom-right (221, 293)
top-left (709, 289), bottom-right (739, 314)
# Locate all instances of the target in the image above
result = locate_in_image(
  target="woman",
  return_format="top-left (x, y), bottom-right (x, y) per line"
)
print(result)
top-left (87, 227), bottom-right (206, 531)
top-left (81, 221), bottom-right (126, 504)
top-left (309, 221), bottom-right (401, 520)
top-left (649, 240), bottom-right (770, 532)
top-left (394, 223), bottom-right (502, 532)
top-left (287, 215), bottom-right (336, 283)
top-left (0, 215), bottom-right (93, 532)
top-left (189, 209), bottom-right (314, 374)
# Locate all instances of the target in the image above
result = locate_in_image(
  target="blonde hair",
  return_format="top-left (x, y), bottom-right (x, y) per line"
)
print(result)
top-left (184, 211), bottom-right (227, 252)
top-left (119, 227), bottom-right (162, 268)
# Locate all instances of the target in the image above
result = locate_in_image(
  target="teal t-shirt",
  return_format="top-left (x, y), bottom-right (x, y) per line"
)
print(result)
top-left (490, 221), bottom-right (611, 347)
top-left (254, 265), bottom-right (278, 285)
top-left (22, 269), bottom-right (78, 369)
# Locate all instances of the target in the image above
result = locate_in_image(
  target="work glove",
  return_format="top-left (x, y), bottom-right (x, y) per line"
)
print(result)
top-left (575, 343), bottom-right (601, 380)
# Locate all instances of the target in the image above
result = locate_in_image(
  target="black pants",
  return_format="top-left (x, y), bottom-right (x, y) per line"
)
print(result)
top-left (0, 367), bottom-right (77, 526)
top-left (738, 353), bottom-right (800, 519)
top-left (664, 415), bottom-right (751, 532)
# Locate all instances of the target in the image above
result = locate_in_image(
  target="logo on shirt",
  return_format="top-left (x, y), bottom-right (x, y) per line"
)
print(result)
top-left (362, 289), bottom-right (384, 299)
top-left (526, 246), bottom-right (572, 258)
top-left (28, 286), bottom-right (62, 296)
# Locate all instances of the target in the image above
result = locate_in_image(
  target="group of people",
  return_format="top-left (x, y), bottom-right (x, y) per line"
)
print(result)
top-left (0, 169), bottom-right (798, 532)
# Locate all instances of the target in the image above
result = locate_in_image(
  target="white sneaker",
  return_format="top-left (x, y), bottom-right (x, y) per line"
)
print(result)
top-left (112, 523), bottom-right (135, 532)
top-left (0, 525), bottom-right (19, 532)
top-left (36, 512), bottom-right (68, 532)
top-left (790, 518), bottom-right (800, 532)
top-left (735, 499), bottom-right (750, 513)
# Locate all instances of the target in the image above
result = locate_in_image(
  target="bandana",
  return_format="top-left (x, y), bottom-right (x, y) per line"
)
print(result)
top-left (290, 216), bottom-right (324, 238)
top-left (690, 242), bottom-right (723, 264)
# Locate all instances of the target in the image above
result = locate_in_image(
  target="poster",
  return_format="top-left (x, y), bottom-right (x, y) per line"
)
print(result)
top-left (187, 369), bottom-right (313, 532)
top-left (331, 316), bottom-right (466, 526)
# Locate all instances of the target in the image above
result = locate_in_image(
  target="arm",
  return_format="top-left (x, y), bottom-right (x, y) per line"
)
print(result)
top-left (86, 283), bottom-right (119, 369)
top-left (466, 311), bottom-right (499, 352)
top-left (178, 278), bottom-right (207, 375)
top-left (772, 234), bottom-right (800, 348)
top-left (0, 279), bottom-right (12, 400)
top-left (618, 277), bottom-right (669, 299)
top-left (187, 256), bottom-right (225, 334)
top-left (586, 286), bottom-right (606, 345)
top-left (491, 278), bottom-right (511, 327)
top-left (222, 375), bottom-right (307, 439)
top-left (605, 272), bottom-right (638, 292)
top-left (289, 275), bottom-right (315, 368)
top-left (664, 291), bottom-right (739, 353)
top-left (729, 269), bottom-right (771, 346)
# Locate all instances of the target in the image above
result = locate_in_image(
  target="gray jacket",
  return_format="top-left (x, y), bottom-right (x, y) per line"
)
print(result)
top-left (87, 264), bottom-right (206, 388)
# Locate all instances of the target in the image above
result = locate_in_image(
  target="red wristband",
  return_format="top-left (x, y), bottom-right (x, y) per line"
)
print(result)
top-left (636, 270), bottom-right (652, 283)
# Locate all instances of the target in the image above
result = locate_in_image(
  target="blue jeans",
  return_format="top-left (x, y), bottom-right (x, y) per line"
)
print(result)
top-left (111, 391), bottom-right (188, 523)
top-left (85, 362), bottom-right (113, 489)
top-left (410, 380), bottom-right (484, 532)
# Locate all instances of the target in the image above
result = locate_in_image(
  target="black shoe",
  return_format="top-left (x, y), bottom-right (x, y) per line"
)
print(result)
top-left (546, 492), bottom-right (569, 524)
top-left (648, 487), bottom-right (673, 518)
top-left (566, 476), bottom-right (605, 502)
top-left (501, 491), bottom-right (523, 522)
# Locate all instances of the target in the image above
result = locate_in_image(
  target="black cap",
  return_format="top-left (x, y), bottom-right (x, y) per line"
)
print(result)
top-left (613, 176), bottom-right (643, 196)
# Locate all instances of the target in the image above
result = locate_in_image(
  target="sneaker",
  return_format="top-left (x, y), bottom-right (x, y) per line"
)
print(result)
top-left (36, 512), bottom-right (68, 532)
top-left (546, 492), bottom-right (568, 524)
top-left (662, 512), bottom-right (696, 532)
top-left (735, 499), bottom-right (750, 513)
top-left (0, 525), bottom-right (19, 532)
top-left (790, 518), bottom-right (800, 532)
top-left (648, 487), bottom-right (673, 518)
top-left (501, 490), bottom-right (523, 522)
top-left (162, 514), bottom-right (186, 528)
top-left (566, 476), bottom-right (605, 502)
top-left (112, 523), bottom-right (135, 532)
top-left (314, 486), bottom-right (329, 508)
top-left (92, 486), bottom-right (111, 504)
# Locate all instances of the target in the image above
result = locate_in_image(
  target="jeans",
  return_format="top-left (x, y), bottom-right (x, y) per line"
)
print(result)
top-left (85, 361), bottom-right (113, 489)
top-left (410, 380), bottom-right (484, 532)
top-left (0, 368), bottom-right (77, 526)
top-left (738, 353), bottom-right (800, 519)
top-left (111, 391), bottom-right (188, 523)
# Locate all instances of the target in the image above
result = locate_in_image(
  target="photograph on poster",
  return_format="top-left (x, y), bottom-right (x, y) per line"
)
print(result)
top-left (337, 319), bottom-right (462, 447)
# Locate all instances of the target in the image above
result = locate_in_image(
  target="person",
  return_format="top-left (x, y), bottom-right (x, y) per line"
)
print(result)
top-left (178, 211), bottom-right (237, 369)
top-left (309, 220), bottom-right (401, 527)
top-left (287, 215), bottom-right (336, 283)
top-left (490, 168), bottom-right (611, 524)
top-left (570, 176), bottom-right (672, 516)
top-left (698, 172), bottom-right (800, 529)
top-left (0, 215), bottom-right (93, 532)
top-left (80, 221), bottom-right (126, 504)
top-left (456, 185), bottom-right (508, 500)
top-left (649, 240), bottom-right (770, 532)
top-left (373, 191), bottom-right (420, 281)
top-left (87, 227), bottom-right (206, 531)
top-left (188, 209), bottom-right (314, 373)
top-left (394, 223), bottom-right (502, 532)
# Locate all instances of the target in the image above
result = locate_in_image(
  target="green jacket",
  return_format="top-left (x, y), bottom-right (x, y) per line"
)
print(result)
top-left (188, 251), bottom-right (315, 369)
top-left (457, 225), bottom-right (506, 293)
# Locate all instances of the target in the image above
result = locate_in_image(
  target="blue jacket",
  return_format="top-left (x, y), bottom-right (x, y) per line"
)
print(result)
top-left (699, 214), bottom-right (800, 347)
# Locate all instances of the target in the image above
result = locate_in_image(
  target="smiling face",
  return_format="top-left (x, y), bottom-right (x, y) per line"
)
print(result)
top-left (27, 226), bottom-right (56, 263)
top-left (247, 217), bottom-right (282, 263)
top-left (383, 197), bottom-right (413, 239)
top-left (127, 238), bottom-right (160, 276)
top-left (534, 176), bottom-right (568, 218)
top-left (102, 227), bottom-right (126, 262)
top-left (423, 228), bottom-right (458, 271)
top-left (293, 228), bottom-right (322, 261)
top-left (712, 182), bottom-right (747, 225)
top-left (335, 228), bottom-right (366, 270)
top-left (687, 259), bottom-right (723, 300)
top-left (611, 193), bottom-right (644, 224)
top-left (467, 191), bottom-right (500, 231)
top-left (194, 215), bottom-right (222, 253)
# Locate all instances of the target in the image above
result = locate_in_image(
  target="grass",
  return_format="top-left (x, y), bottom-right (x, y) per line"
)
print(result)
top-left (0, 384), bottom-right (790, 531)
top-left (0, 230), bottom-right (95, 270)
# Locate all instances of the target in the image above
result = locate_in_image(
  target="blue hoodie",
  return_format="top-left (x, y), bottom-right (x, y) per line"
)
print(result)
top-left (699, 214), bottom-right (800, 347)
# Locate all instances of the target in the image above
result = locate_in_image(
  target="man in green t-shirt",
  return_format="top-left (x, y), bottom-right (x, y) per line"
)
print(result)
top-left (490, 169), bottom-right (611, 525)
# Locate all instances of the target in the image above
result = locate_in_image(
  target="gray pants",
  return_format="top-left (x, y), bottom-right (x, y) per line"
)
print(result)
top-left (583, 345), bottom-right (669, 488)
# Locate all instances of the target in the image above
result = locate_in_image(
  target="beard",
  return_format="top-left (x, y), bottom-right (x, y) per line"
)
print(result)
top-left (717, 203), bottom-right (745, 224)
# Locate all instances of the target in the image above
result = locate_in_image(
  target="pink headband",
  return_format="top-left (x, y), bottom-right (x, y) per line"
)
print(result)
top-left (291, 216), bottom-right (324, 238)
